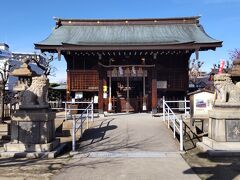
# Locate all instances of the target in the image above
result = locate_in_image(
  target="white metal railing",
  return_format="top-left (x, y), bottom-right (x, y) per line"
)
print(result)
top-left (64, 101), bottom-right (94, 151)
top-left (163, 97), bottom-right (190, 116)
top-left (162, 96), bottom-right (189, 151)
top-left (49, 100), bottom-right (64, 110)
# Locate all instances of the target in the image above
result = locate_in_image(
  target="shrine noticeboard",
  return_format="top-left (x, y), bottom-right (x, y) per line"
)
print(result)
top-left (192, 91), bottom-right (214, 117)
top-left (157, 81), bottom-right (167, 89)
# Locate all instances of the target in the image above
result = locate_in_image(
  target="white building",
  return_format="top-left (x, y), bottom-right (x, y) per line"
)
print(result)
top-left (0, 43), bottom-right (45, 91)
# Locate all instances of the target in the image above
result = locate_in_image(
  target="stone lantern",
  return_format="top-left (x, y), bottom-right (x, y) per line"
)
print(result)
top-left (10, 63), bottom-right (37, 91)
top-left (2, 65), bottom-right (59, 157)
top-left (230, 58), bottom-right (240, 83)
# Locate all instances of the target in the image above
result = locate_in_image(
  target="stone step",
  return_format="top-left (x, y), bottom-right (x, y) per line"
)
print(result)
top-left (0, 124), bottom-right (10, 139)
top-left (62, 120), bottom-right (73, 129)
top-left (55, 117), bottom-right (90, 140)
top-left (0, 124), bottom-right (9, 132)
top-left (55, 119), bottom-right (64, 130)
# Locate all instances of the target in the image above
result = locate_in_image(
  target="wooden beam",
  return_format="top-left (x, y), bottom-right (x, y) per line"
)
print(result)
top-left (35, 42), bottom-right (222, 52)
top-left (98, 62), bottom-right (155, 68)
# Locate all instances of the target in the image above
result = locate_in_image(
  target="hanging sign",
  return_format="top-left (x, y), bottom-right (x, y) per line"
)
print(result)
top-left (103, 85), bottom-right (108, 92)
top-left (132, 66), bottom-right (136, 75)
top-left (107, 67), bottom-right (147, 77)
top-left (119, 66), bottom-right (123, 76)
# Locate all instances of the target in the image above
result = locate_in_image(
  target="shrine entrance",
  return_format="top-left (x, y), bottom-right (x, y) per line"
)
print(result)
top-left (111, 77), bottom-right (144, 112)
top-left (104, 66), bottom-right (151, 113)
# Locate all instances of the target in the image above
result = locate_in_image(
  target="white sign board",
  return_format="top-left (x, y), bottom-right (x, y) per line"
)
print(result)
top-left (157, 81), bottom-right (167, 89)
top-left (94, 96), bottom-right (98, 103)
top-left (193, 92), bottom-right (214, 116)
top-left (75, 92), bottom-right (83, 99)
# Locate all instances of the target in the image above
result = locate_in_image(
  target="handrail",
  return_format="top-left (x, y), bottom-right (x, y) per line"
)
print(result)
top-left (164, 97), bottom-right (190, 116)
top-left (64, 101), bottom-right (94, 151)
top-left (162, 96), bottom-right (185, 151)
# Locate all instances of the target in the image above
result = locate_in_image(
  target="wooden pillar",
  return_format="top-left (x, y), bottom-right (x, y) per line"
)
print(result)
top-left (108, 75), bottom-right (112, 111)
top-left (98, 79), bottom-right (103, 113)
top-left (142, 70), bottom-right (147, 111)
top-left (151, 70), bottom-right (157, 114)
top-left (66, 70), bottom-right (71, 101)
top-left (126, 75), bottom-right (130, 113)
top-left (98, 68), bottom-right (107, 114)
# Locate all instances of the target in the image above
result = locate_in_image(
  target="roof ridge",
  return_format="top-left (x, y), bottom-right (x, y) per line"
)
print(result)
top-left (54, 16), bottom-right (201, 27)
top-left (54, 16), bottom-right (201, 22)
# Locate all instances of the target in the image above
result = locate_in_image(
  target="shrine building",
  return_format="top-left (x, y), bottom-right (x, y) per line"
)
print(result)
top-left (35, 16), bottom-right (222, 113)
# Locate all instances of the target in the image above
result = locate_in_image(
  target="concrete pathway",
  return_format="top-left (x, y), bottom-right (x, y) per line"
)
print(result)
top-left (53, 113), bottom-right (199, 180)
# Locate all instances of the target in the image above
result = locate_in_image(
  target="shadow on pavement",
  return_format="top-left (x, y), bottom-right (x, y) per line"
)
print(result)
top-left (183, 149), bottom-right (240, 180)
top-left (79, 118), bottom-right (117, 149)
top-left (77, 117), bottom-right (159, 153)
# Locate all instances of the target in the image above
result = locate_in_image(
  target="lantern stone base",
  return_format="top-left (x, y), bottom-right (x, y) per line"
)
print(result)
top-left (197, 138), bottom-right (240, 157)
top-left (4, 139), bottom-right (59, 152)
top-left (208, 106), bottom-right (240, 142)
top-left (3, 108), bottom-right (59, 154)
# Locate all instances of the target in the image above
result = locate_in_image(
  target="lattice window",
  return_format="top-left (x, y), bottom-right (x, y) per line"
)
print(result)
top-left (69, 70), bottom-right (99, 91)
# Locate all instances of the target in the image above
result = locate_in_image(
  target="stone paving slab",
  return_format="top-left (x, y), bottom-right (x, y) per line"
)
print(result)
top-left (53, 156), bottom-right (199, 180)
top-left (71, 151), bottom-right (182, 158)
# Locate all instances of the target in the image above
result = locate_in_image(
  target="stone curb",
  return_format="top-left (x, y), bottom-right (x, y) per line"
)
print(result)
top-left (0, 143), bottom-right (67, 159)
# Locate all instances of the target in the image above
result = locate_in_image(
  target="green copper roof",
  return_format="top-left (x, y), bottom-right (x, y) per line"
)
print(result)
top-left (35, 17), bottom-right (222, 48)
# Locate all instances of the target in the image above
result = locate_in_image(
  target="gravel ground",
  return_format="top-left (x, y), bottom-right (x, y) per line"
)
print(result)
top-left (182, 147), bottom-right (240, 180)
top-left (0, 154), bottom-right (72, 180)
top-left (0, 140), bottom-right (71, 180)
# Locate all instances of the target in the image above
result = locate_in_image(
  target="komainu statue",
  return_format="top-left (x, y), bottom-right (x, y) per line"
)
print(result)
top-left (20, 76), bottom-right (49, 108)
top-left (214, 73), bottom-right (240, 104)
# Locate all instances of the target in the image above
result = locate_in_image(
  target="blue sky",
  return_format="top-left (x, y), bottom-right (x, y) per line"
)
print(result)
top-left (1, 0), bottom-right (240, 82)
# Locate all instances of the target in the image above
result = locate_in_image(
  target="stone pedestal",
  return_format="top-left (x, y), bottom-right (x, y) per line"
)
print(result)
top-left (4, 108), bottom-right (59, 152)
top-left (199, 105), bottom-right (240, 154)
top-left (197, 73), bottom-right (240, 156)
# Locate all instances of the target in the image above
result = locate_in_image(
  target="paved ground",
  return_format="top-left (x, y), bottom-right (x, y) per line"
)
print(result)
top-left (0, 113), bottom-right (239, 179)
top-left (53, 113), bottom-right (199, 180)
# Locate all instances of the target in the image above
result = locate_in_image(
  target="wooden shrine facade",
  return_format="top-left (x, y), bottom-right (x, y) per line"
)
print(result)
top-left (35, 16), bottom-right (222, 113)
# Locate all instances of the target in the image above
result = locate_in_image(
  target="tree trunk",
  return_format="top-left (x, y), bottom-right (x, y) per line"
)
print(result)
top-left (0, 88), bottom-right (5, 123)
